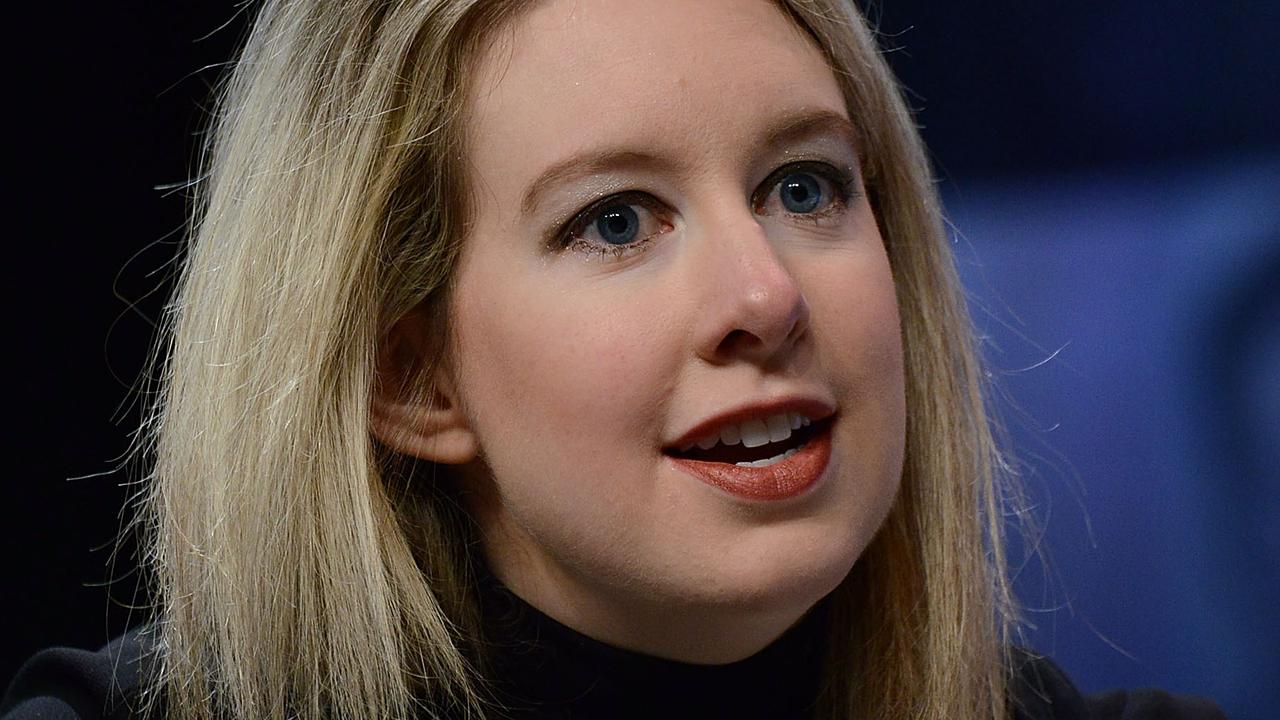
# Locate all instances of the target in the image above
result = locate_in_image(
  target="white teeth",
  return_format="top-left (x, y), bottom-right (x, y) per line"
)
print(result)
top-left (739, 418), bottom-right (772, 448)
top-left (677, 411), bottom-right (816, 454)
top-left (735, 445), bottom-right (800, 467)
top-left (765, 414), bottom-right (792, 442)
top-left (719, 423), bottom-right (741, 446)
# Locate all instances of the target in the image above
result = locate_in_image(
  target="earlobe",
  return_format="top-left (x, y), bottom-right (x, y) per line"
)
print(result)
top-left (370, 310), bottom-right (479, 465)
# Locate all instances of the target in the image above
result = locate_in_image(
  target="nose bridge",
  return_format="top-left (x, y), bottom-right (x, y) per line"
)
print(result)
top-left (691, 200), bottom-right (809, 364)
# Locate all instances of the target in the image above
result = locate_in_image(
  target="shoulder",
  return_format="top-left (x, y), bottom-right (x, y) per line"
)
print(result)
top-left (1008, 647), bottom-right (1227, 720)
top-left (1, 626), bottom-right (157, 720)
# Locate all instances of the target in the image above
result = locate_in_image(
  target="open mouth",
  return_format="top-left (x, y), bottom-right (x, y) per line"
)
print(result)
top-left (665, 418), bottom-right (830, 467)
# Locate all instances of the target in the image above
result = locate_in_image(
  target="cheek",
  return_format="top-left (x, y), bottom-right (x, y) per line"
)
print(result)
top-left (451, 270), bottom-right (677, 467)
top-left (449, 270), bottom-right (684, 578)
top-left (801, 241), bottom-right (907, 481)
top-left (805, 244), bottom-right (904, 387)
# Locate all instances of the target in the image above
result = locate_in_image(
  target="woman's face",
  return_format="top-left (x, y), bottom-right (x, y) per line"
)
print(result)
top-left (446, 0), bottom-right (905, 662)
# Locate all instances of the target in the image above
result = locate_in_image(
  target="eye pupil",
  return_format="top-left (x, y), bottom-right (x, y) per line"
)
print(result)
top-left (780, 173), bottom-right (822, 213)
top-left (596, 205), bottom-right (639, 245)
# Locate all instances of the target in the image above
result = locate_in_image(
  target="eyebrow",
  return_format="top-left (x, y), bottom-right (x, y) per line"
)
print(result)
top-left (519, 109), bottom-right (861, 216)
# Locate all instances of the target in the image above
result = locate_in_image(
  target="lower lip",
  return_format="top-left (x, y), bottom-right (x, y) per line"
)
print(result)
top-left (667, 422), bottom-right (833, 501)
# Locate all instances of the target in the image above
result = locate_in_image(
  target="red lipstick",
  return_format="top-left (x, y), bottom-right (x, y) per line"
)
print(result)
top-left (667, 419), bottom-right (833, 501)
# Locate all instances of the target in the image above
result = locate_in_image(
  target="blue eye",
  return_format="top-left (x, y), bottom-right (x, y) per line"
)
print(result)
top-left (753, 162), bottom-right (856, 221)
top-left (595, 205), bottom-right (640, 245)
top-left (558, 193), bottom-right (674, 260)
top-left (779, 173), bottom-right (823, 213)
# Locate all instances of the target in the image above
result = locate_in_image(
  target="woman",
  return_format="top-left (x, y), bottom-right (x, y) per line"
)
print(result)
top-left (1, 0), bottom-right (1226, 718)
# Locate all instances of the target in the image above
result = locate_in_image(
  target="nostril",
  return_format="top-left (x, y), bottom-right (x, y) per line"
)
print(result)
top-left (716, 328), bottom-right (759, 355)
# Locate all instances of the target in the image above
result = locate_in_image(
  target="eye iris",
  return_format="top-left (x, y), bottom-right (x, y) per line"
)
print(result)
top-left (780, 173), bottom-right (822, 213)
top-left (595, 205), bottom-right (639, 245)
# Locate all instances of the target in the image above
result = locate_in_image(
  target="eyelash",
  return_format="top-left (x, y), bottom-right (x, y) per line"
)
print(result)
top-left (751, 161), bottom-right (860, 223)
top-left (559, 192), bottom-right (674, 261)
top-left (554, 161), bottom-right (861, 261)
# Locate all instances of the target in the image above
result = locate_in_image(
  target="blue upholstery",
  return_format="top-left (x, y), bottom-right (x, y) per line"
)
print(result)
top-left (944, 153), bottom-right (1280, 718)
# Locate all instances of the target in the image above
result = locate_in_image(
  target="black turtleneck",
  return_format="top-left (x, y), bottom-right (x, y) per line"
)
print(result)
top-left (472, 568), bottom-right (829, 719)
top-left (0, 580), bottom-right (1229, 720)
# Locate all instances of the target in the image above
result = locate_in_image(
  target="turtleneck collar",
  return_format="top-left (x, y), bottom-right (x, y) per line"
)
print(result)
top-left (473, 567), bottom-right (829, 719)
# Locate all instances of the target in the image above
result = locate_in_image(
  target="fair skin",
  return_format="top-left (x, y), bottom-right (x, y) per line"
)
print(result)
top-left (375, 0), bottom-right (905, 664)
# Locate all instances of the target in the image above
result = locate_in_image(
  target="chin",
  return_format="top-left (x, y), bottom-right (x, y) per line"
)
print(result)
top-left (687, 530), bottom-right (863, 616)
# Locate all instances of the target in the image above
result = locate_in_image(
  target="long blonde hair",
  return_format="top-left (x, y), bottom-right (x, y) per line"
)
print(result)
top-left (131, 1), bottom-right (1028, 717)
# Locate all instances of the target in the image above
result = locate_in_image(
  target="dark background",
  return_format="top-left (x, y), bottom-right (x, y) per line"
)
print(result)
top-left (6, 1), bottom-right (1278, 717)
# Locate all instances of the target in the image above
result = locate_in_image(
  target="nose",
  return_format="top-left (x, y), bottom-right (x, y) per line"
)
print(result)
top-left (692, 212), bottom-right (810, 367)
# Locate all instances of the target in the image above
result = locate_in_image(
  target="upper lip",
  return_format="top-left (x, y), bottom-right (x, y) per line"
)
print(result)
top-left (663, 395), bottom-right (837, 452)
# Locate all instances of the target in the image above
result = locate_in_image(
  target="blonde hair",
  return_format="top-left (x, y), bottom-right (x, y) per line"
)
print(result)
top-left (130, 0), bottom-right (1028, 718)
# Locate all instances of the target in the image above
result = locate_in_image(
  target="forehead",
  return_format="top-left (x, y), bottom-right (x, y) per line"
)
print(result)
top-left (466, 0), bottom-right (848, 203)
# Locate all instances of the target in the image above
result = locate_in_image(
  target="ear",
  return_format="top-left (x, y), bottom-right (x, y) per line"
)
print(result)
top-left (370, 307), bottom-right (479, 465)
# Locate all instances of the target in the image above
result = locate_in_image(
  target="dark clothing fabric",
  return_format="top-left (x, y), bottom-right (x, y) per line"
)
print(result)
top-left (473, 568), bottom-right (829, 718)
top-left (1, 627), bottom-right (155, 720)
top-left (1005, 647), bottom-right (1227, 720)
top-left (2, 579), bottom-right (1227, 720)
